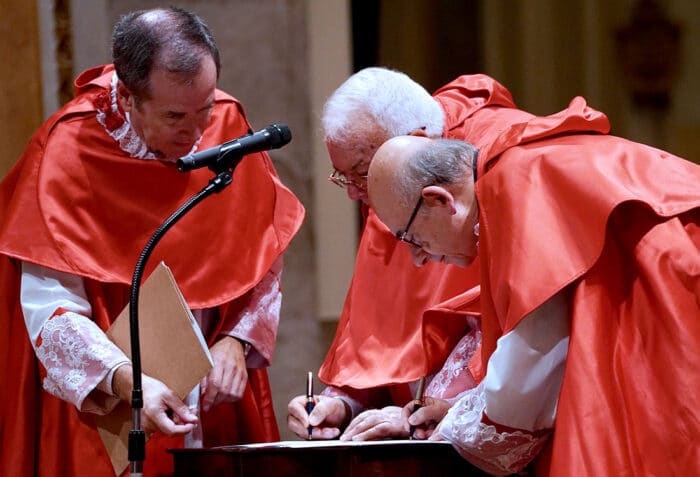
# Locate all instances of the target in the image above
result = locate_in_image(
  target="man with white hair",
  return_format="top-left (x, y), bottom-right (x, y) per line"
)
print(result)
top-left (287, 67), bottom-right (491, 440)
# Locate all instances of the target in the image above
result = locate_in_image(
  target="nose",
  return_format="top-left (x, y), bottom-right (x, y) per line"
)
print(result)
top-left (181, 117), bottom-right (208, 142)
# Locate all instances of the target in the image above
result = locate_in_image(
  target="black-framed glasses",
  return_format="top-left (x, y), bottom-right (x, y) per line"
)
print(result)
top-left (395, 196), bottom-right (423, 248)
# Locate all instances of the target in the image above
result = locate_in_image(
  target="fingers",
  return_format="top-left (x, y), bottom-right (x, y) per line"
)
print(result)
top-left (341, 407), bottom-right (406, 441)
top-left (414, 400), bottom-right (449, 422)
top-left (286, 395), bottom-right (313, 439)
top-left (200, 336), bottom-right (249, 411)
top-left (402, 397), bottom-right (451, 439)
top-left (286, 409), bottom-right (341, 440)
top-left (307, 397), bottom-right (341, 427)
top-left (286, 395), bottom-right (345, 440)
top-left (141, 375), bottom-right (198, 437)
top-left (146, 406), bottom-right (197, 436)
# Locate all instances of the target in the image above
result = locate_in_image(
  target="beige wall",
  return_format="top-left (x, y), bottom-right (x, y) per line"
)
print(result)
top-left (0, 0), bottom-right (43, 177)
top-left (480, 0), bottom-right (700, 161)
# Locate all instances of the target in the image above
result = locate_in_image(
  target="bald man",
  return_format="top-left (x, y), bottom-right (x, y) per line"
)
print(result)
top-left (368, 132), bottom-right (700, 476)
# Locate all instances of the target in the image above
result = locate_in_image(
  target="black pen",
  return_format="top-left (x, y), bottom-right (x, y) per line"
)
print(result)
top-left (408, 376), bottom-right (426, 440)
top-left (306, 371), bottom-right (314, 439)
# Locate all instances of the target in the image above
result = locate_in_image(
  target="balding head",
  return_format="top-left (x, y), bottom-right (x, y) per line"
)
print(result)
top-left (112, 6), bottom-right (220, 99)
top-left (368, 136), bottom-right (430, 217)
top-left (368, 136), bottom-right (480, 268)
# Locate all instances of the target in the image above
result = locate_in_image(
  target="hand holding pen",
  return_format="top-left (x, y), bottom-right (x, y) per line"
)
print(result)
top-left (408, 376), bottom-right (426, 440)
top-left (403, 384), bottom-right (452, 440)
top-left (286, 390), bottom-right (348, 440)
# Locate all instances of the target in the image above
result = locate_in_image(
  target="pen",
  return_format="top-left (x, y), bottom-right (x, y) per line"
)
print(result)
top-left (306, 371), bottom-right (314, 439)
top-left (408, 376), bottom-right (426, 440)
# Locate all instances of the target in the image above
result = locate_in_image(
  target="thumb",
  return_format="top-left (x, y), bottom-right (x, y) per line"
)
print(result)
top-left (166, 396), bottom-right (198, 424)
top-left (308, 398), bottom-right (335, 426)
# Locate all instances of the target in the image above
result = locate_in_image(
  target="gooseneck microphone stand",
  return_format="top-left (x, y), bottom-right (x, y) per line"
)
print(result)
top-left (128, 157), bottom-right (241, 476)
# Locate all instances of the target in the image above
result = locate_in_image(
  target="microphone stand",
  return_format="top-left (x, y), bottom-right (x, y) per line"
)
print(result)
top-left (128, 152), bottom-right (246, 475)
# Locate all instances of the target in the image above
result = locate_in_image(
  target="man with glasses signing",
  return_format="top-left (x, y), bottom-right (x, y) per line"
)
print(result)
top-left (368, 111), bottom-right (700, 475)
top-left (287, 67), bottom-right (487, 441)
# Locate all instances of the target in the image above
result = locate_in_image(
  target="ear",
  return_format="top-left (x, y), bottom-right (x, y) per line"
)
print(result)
top-left (116, 81), bottom-right (135, 113)
top-left (422, 185), bottom-right (457, 215)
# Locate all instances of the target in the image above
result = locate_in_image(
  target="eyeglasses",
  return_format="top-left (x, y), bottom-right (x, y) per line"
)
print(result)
top-left (328, 169), bottom-right (368, 190)
top-left (395, 196), bottom-right (424, 248)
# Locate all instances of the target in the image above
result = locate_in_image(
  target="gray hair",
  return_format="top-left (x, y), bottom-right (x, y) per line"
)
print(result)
top-left (321, 67), bottom-right (444, 147)
top-left (399, 139), bottom-right (478, 208)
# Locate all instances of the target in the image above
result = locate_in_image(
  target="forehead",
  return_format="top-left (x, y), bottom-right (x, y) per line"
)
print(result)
top-left (326, 141), bottom-right (373, 172)
top-left (144, 59), bottom-right (217, 110)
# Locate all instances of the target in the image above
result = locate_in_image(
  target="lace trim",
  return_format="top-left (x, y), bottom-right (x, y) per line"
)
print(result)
top-left (94, 72), bottom-right (201, 160)
top-left (426, 320), bottom-right (480, 399)
top-left (35, 311), bottom-right (129, 413)
top-left (437, 381), bottom-right (550, 476)
top-left (221, 260), bottom-right (282, 367)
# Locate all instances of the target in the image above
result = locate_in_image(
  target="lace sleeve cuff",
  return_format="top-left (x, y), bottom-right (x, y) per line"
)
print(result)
top-left (36, 311), bottom-right (130, 414)
top-left (437, 382), bottom-right (550, 476)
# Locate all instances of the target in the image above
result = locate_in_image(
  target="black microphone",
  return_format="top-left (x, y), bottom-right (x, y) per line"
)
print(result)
top-left (177, 123), bottom-right (292, 172)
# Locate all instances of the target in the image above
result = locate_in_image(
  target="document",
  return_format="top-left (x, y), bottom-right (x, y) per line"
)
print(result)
top-left (217, 439), bottom-right (453, 449)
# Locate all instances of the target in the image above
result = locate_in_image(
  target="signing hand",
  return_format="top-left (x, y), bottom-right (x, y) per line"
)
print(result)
top-left (200, 336), bottom-right (248, 412)
top-left (287, 394), bottom-right (349, 440)
top-left (340, 406), bottom-right (406, 441)
top-left (402, 396), bottom-right (452, 440)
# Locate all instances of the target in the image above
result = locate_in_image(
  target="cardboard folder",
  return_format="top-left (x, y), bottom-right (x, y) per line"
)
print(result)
top-left (96, 261), bottom-right (213, 475)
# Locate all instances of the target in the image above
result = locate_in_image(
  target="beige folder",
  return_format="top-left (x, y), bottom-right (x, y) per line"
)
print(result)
top-left (96, 261), bottom-right (213, 476)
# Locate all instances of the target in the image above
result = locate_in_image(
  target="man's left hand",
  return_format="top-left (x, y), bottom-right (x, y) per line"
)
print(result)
top-left (340, 406), bottom-right (406, 441)
top-left (200, 336), bottom-right (248, 411)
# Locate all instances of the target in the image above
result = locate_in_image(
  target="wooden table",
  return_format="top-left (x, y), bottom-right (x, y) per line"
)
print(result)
top-left (170, 440), bottom-right (491, 477)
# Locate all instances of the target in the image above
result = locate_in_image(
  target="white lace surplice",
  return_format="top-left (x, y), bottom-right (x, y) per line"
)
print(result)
top-left (21, 262), bottom-right (129, 414)
top-left (437, 291), bottom-right (570, 476)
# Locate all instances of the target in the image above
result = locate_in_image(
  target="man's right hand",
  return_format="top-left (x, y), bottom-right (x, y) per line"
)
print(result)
top-left (401, 396), bottom-right (451, 440)
top-left (112, 365), bottom-right (198, 436)
top-left (286, 394), bottom-right (349, 440)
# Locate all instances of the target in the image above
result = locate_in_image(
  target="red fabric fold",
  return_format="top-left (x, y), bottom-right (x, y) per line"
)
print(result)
top-left (467, 98), bottom-right (700, 474)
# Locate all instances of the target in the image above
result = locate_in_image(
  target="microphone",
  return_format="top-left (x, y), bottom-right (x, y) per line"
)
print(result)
top-left (177, 123), bottom-right (292, 172)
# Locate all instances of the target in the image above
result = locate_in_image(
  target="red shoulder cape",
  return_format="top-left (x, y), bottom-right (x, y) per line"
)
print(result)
top-left (439, 80), bottom-right (700, 475)
top-left (318, 75), bottom-right (523, 393)
top-left (318, 210), bottom-right (479, 391)
top-left (0, 64), bottom-right (305, 308)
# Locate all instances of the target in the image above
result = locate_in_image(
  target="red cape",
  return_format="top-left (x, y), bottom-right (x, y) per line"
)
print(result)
top-left (319, 210), bottom-right (479, 394)
top-left (318, 76), bottom-right (528, 394)
top-left (0, 65), bottom-right (304, 476)
top-left (437, 76), bottom-right (700, 475)
top-left (0, 65), bottom-right (304, 308)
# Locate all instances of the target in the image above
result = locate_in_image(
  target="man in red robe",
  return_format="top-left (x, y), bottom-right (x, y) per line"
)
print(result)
top-left (0, 7), bottom-right (304, 477)
top-left (287, 68), bottom-right (490, 440)
top-left (369, 98), bottom-right (700, 477)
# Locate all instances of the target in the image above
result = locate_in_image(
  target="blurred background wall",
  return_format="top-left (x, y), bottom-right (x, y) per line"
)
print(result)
top-left (1, 0), bottom-right (697, 440)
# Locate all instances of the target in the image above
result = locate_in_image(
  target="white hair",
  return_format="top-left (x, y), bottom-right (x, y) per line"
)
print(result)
top-left (321, 67), bottom-right (444, 147)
